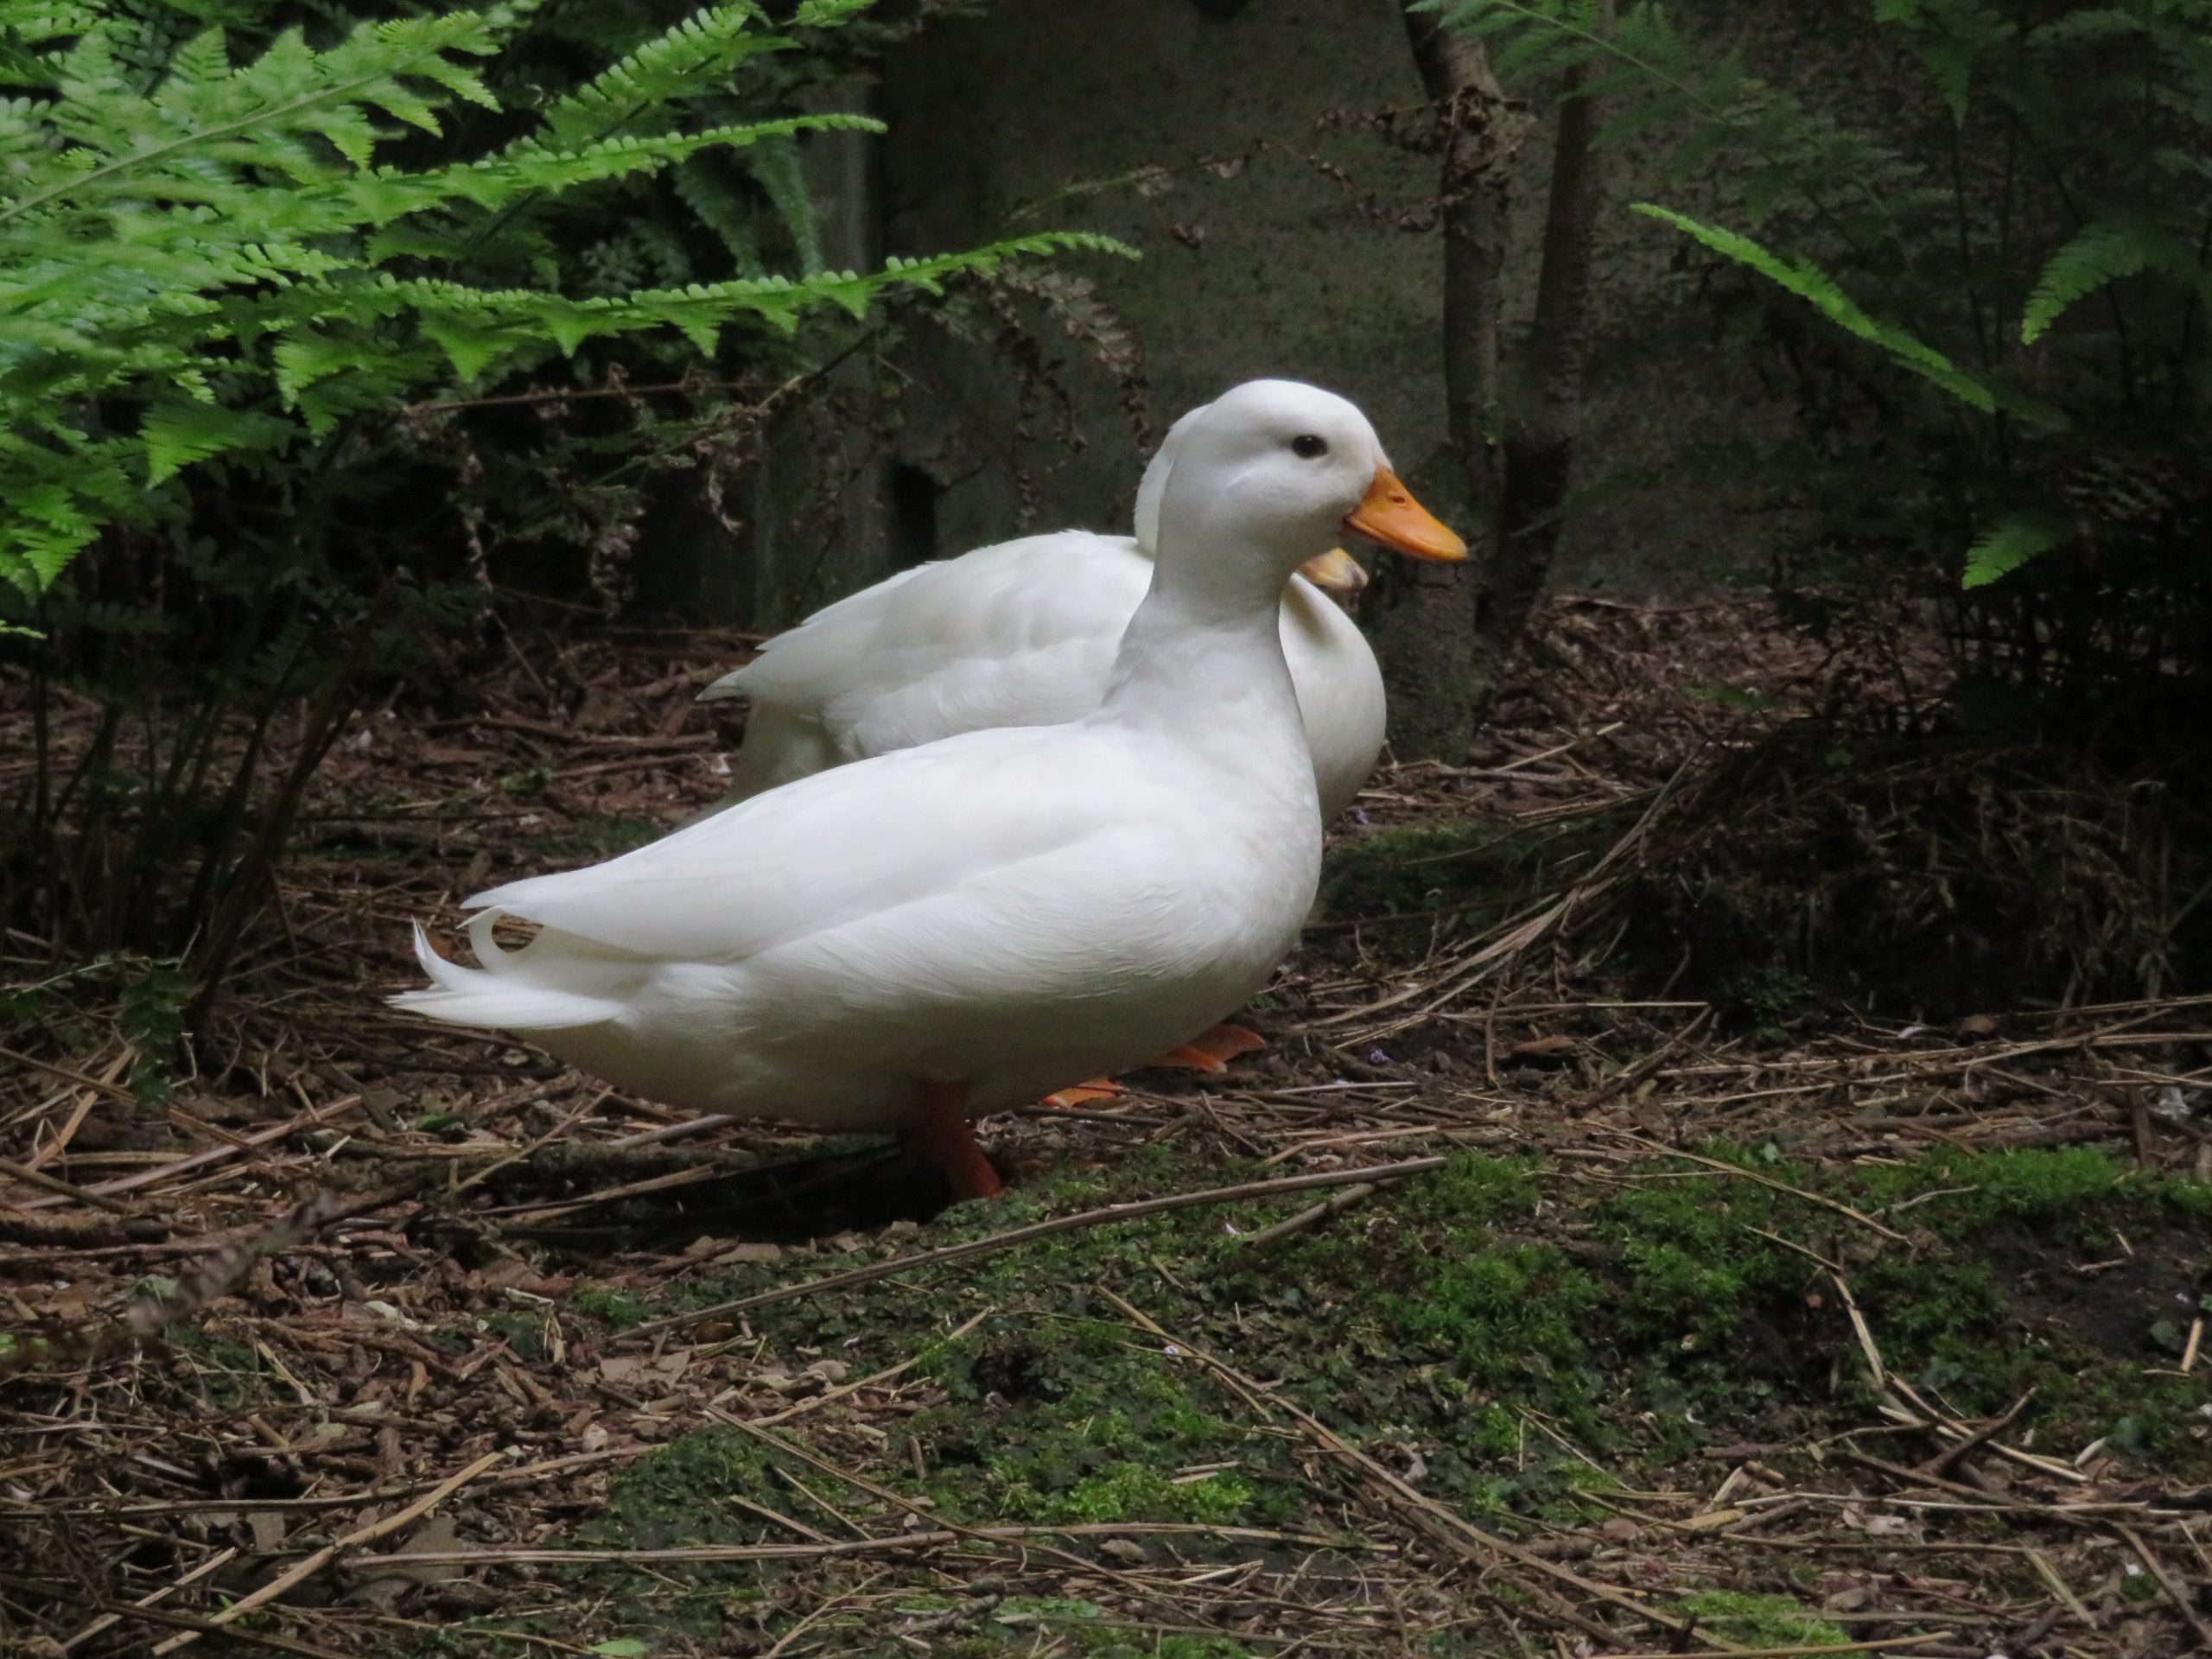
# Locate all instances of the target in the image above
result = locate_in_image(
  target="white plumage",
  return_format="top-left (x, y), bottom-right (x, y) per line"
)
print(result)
top-left (391, 380), bottom-right (1465, 1195)
top-left (697, 396), bottom-right (1389, 820)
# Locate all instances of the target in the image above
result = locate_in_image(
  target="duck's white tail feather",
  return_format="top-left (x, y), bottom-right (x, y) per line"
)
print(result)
top-left (388, 915), bottom-right (632, 1032)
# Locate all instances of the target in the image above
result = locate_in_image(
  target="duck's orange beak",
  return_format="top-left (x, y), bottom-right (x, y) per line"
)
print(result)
top-left (1295, 548), bottom-right (1369, 594)
top-left (1343, 467), bottom-right (1467, 562)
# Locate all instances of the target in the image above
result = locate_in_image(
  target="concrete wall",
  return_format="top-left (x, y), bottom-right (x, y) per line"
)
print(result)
top-left (871, 0), bottom-right (1875, 605)
top-left (879, 0), bottom-right (1451, 568)
top-left (658, 0), bottom-right (1909, 625)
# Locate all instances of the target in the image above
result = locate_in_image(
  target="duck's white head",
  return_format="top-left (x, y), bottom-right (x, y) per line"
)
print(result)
top-left (1149, 380), bottom-right (1465, 610)
top-left (1135, 395), bottom-right (1373, 601)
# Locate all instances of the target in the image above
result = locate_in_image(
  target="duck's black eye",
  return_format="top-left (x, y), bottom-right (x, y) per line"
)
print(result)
top-left (1291, 434), bottom-right (1328, 459)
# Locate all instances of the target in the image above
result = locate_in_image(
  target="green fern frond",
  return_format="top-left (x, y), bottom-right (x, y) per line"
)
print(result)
top-left (746, 133), bottom-right (823, 274)
top-left (0, 2), bottom-right (101, 45)
top-left (1631, 203), bottom-right (2000, 411)
top-left (534, 3), bottom-right (785, 148)
top-left (0, 0), bottom-right (1127, 602)
top-left (672, 155), bottom-right (766, 274)
top-left (139, 396), bottom-right (293, 486)
top-left (2019, 216), bottom-right (2211, 343)
top-left (1961, 512), bottom-right (2069, 588)
top-left (344, 114), bottom-right (879, 226)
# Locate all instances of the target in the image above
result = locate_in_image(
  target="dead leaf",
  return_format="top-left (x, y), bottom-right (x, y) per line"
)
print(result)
top-left (573, 687), bottom-right (635, 733)
top-left (713, 1242), bottom-right (783, 1266)
top-left (599, 1350), bottom-right (691, 1389)
top-left (345, 1514), bottom-right (461, 1609)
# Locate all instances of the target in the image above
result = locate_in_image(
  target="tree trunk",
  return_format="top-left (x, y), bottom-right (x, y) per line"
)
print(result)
top-left (1370, 10), bottom-right (1528, 761)
top-left (1489, 6), bottom-right (1611, 659)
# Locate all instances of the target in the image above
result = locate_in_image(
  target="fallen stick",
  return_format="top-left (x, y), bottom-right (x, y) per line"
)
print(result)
top-left (352, 1519), bottom-right (1376, 1571)
top-left (1611, 1131), bottom-right (1906, 1243)
top-left (147, 1452), bottom-right (503, 1654)
top-left (55, 1543), bottom-right (238, 1653)
top-left (1919, 1388), bottom-right (2035, 1479)
top-left (0, 1152), bottom-right (137, 1216)
top-left (16, 1093), bottom-right (368, 1210)
top-left (2115, 1523), bottom-right (2212, 1650)
top-left (1234, 1181), bottom-right (1376, 1249)
top-left (626, 1156), bottom-right (1446, 1338)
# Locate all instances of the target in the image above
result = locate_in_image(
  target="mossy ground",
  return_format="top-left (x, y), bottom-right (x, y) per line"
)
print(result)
top-left (411, 1135), bottom-right (2208, 1657)
top-left (10, 616), bottom-right (2209, 1659)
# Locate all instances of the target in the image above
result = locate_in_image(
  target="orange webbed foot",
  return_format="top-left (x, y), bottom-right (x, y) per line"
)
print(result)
top-left (1041, 1078), bottom-right (1122, 1110)
top-left (1151, 1023), bottom-right (1266, 1074)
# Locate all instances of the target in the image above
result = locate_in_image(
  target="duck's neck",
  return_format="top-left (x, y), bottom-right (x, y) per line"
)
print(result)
top-left (1096, 536), bottom-right (1310, 770)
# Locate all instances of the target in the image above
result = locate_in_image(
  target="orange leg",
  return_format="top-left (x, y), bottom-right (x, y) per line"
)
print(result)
top-left (897, 1079), bottom-right (1002, 1200)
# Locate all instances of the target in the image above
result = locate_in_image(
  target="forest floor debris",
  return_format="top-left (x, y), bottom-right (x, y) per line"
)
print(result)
top-left (3, 594), bottom-right (2208, 1657)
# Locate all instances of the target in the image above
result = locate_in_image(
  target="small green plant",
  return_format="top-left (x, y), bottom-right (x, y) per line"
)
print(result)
top-left (1675, 1591), bottom-right (1845, 1650)
top-left (116, 958), bottom-right (190, 1104)
top-left (571, 1284), bottom-right (647, 1329)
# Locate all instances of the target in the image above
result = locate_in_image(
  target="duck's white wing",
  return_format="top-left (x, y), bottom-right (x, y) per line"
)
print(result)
top-left (711, 532), bottom-right (1151, 769)
top-left (466, 723), bottom-right (1131, 966)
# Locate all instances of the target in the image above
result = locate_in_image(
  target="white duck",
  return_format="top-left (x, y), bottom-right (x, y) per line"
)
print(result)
top-left (697, 390), bottom-right (1389, 823)
top-left (392, 381), bottom-right (1465, 1198)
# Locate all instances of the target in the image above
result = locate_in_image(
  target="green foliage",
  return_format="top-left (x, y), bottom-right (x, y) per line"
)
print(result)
top-left (1626, 205), bottom-right (2003, 416)
top-left (570, 1283), bottom-right (648, 1330)
top-left (0, 0), bottom-right (1130, 995)
top-left (2020, 215), bottom-right (2212, 346)
top-left (1432, 0), bottom-right (2212, 680)
top-left (0, 0), bottom-right (1125, 599)
top-left (1962, 511), bottom-right (2069, 589)
top-left (116, 957), bottom-right (190, 1104)
top-left (1387, 1243), bottom-right (1599, 1389)
top-left (1603, 1166), bottom-right (1789, 1349)
top-left (1857, 1144), bottom-right (2134, 1233)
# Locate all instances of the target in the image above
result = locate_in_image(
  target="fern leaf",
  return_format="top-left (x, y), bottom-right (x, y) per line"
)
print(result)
top-left (0, 0), bottom-right (1128, 601)
top-left (791, 0), bottom-right (874, 24)
top-left (2018, 216), bottom-right (2207, 344)
top-left (746, 133), bottom-right (821, 274)
top-left (139, 396), bottom-right (291, 485)
top-left (535, 3), bottom-right (784, 149)
top-left (1961, 512), bottom-right (2068, 588)
top-left (1631, 202), bottom-right (1999, 412)
top-left (673, 155), bottom-right (764, 274)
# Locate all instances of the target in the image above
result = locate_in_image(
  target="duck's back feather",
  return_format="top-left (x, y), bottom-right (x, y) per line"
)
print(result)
top-left (702, 531), bottom-right (1384, 817)
top-left (705, 533), bottom-right (1146, 804)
